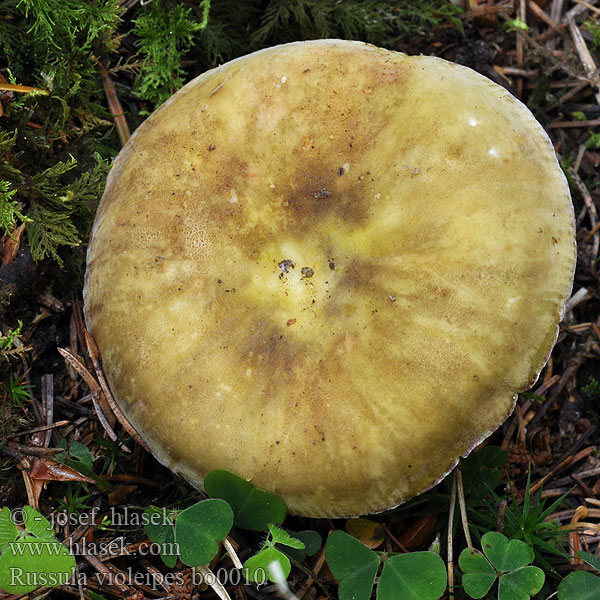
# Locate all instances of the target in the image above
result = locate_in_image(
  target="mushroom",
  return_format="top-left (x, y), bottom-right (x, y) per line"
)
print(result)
top-left (83, 40), bottom-right (576, 518)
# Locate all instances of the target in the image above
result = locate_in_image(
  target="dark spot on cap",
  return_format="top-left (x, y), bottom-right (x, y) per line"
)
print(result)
top-left (301, 266), bottom-right (314, 278)
top-left (278, 259), bottom-right (295, 273)
top-left (281, 167), bottom-right (368, 235)
top-left (329, 260), bottom-right (335, 270)
top-left (337, 167), bottom-right (345, 176)
top-left (313, 187), bottom-right (332, 199)
top-left (208, 145), bottom-right (216, 151)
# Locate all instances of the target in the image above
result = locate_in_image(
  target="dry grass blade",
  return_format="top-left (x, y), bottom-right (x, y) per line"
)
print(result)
top-left (83, 554), bottom-right (132, 595)
top-left (95, 58), bottom-right (131, 147)
top-left (1, 420), bottom-right (69, 440)
top-left (569, 167), bottom-right (599, 267)
top-left (84, 330), bottom-right (150, 452)
top-left (57, 347), bottom-right (130, 452)
top-left (573, 0), bottom-right (600, 17)
top-left (41, 373), bottom-right (53, 448)
top-left (194, 565), bottom-right (233, 600)
top-left (0, 83), bottom-right (49, 94)
top-left (567, 14), bottom-right (600, 104)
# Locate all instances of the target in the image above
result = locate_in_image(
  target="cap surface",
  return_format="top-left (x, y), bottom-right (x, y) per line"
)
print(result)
top-left (84, 40), bottom-right (576, 517)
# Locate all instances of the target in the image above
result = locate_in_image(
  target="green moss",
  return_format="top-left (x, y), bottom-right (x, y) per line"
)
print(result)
top-left (132, 0), bottom-right (210, 105)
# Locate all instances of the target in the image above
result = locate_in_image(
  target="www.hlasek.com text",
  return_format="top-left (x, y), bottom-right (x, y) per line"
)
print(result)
top-left (8, 537), bottom-right (175, 558)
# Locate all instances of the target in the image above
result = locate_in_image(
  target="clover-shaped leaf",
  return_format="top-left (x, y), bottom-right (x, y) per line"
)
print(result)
top-left (459, 533), bottom-right (544, 600)
top-left (459, 548), bottom-right (497, 599)
top-left (0, 506), bottom-right (75, 594)
top-left (498, 567), bottom-right (545, 600)
top-left (461, 447), bottom-right (508, 498)
top-left (22, 505), bottom-right (54, 540)
top-left (0, 538), bottom-right (75, 594)
top-left (204, 469), bottom-right (286, 530)
top-left (66, 441), bottom-right (95, 472)
top-left (268, 523), bottom-right (304, 549)
top-left (325, 530), bottom-right (380, 600)
top-left (174, 499), bottom-right (233, 566)
top-left (558, 570), bottom-right (600, 600)
top-left (143, 506), bottom-right (177, 568)
top-left (55, 439), bottom-right (109, 489)
top-left (377, 552), bottom-right (446, 600)
top-left (482, 532), bottom-right (533, 573)
top-left (0, 507), bottom-right (18, 553)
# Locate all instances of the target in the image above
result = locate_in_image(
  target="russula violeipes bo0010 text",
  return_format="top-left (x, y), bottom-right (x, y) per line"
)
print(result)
top-left (83, 40), bottom-right (576, 518)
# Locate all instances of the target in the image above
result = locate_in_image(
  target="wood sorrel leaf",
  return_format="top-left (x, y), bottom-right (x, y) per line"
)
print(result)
top-left (143, 506), bottom-right (177, 568)
top-left (459, 547), bottom-right (497, 599)
top-left (0, 537), bottom-right (75, 594)
top-left (204, 469), bottom-right (286, 530)
top-left (0, 507), bottom-right (19, 553)
top-left (498, 566), bottom-right (544, 600)
top-left (577, 550), bottom-right (600, 573)
top-left (174, 499), bottom-right (233, 566)
top-left (325, 530), bottom-right (379, 600)
top-left (558, 571), bottom-right (600, 600)
top-left (482, 532), bottom-right (533, 573)
top-left (22, 506), bottom-right (54, 540)
top-left (377, 552), bottom-right (446, 600)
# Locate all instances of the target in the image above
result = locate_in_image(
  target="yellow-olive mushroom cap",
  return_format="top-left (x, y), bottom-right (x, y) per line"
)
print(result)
top-left (84, 40), bottom-right (575, 517)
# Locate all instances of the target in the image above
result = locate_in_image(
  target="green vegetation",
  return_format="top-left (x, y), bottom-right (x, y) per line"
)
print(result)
top-left (243, 523), bottom-right (307, 583)
top-left (2, 372), bottom-right (32, 407)
top-left (470, 474), bottom-right (571, 575)
top-left (326, 530), bottom-right (447, 600)
top-left (558, 551), bottom-right (600, 599)
top-left (459, 533), bottom-right (545, 600)
top-left (582, 375), bottom-right (600, 399)
top-left (0, 0), bottom-right (119, 268)
top-left (0, 320), bottom-right (29, 364)
top-left (132, 1), bottom-right (209, 105)
top-left (55, 483), bottom-right (93, 515)
top-left (0, 457), bottom-right (585, 598)
top-left (0, 506), bottom-right (75, 594)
